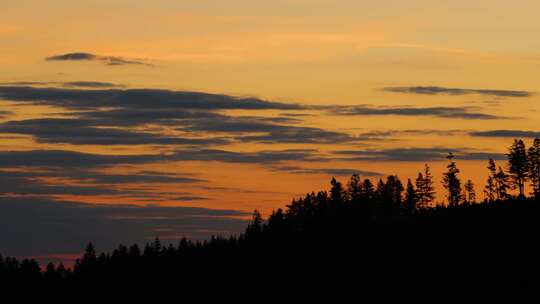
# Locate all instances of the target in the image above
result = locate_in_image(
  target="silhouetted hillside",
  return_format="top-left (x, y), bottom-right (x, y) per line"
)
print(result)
top-left (2, 139), bottom-right (540, 292)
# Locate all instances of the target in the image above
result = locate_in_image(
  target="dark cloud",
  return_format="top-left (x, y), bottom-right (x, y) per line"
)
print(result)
top-left (179, 116), bottom-right (355, 144)
top-left (357, 129), bottom-right (464, 139)
top-left (384, 86), bottom-right (532, 98)
top-left (0, 86), bottom-right (303, 111)
top-left (0, 111), bottom-right (11, 118)
top-left (0, 86), bottom-right (364, 146)
top-left (334, 147), bottom-right (506, 162)
top-left (46, 52), bottom-right (98, 61)
top-left (0, 169), bottom-right (204, 198)
top-left (272, 166), bottom-right (383, 176)
top-left (0, 197), bottom-right (248, 257)
top-left (331, 105), bottom-right (507, 120)
top-left (77, 171), bottom-right (204, 185)
top-left (0, 148), bottom-right (320, 168)
top-left (0, 172), bottom-right (126, 196)
top-left (469, 130), bottom-right (540, 138)
top-left (0, 118), bottom-right (229, 146)
top-left (72, 108), bottom-right (224, 127)
top-left (45, 52), bottom-right (150, 66)
top-left (168, 148), bottom-right (321, 164)
top-left (0, 150), bottom-right (159, 168)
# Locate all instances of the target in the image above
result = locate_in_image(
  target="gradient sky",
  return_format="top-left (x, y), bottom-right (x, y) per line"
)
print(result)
top-left (1, 0), bottom-right (539, 260)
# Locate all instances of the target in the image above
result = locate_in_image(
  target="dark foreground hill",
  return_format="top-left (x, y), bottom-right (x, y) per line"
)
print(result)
top-left (1, 177), bottom-right (539, 293)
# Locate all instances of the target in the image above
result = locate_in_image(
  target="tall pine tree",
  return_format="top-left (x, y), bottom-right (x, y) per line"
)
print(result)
top-left (464, 180), bottom-right (476, 204)
top-left (484, 159), bottom-right (497, 202)
top-left (507, 139), bottom-right (528, 198)
top-left (405, 179), bottom-right (417, 213)
top-left (442, 153), bottom-right (462, 207)
top-left (528, 138), bottom-right (540, 199)
top-left (416, 164), bottom-right (436, 208)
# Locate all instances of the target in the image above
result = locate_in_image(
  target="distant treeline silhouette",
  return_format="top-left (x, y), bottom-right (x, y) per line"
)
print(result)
top-left (1, 138), bottom-right (540, 290)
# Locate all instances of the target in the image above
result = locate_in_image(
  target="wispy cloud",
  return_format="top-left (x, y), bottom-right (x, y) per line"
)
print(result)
top-left (45, 52), bottom-right (152, 66)
top-left (331, 105), bottom-right (508, 120)
top-left (0, 86), bottom-right (302, 110)
top-left (179, 116), bottom-right (356, 144)
top-left (334, 147), bottom-right (506, 162)
top-left (384, 86), bottom-right (532, 98)
top-left (0, 148), bottom-right (321, 168)
top-left (357, 129), bottom-right (464, 139)
top-left (470, 130), bottom-right (540, 138)
top-left (272, 166), bottom-right (382, 177)
top-left (0, 168), bottom-right (204, 198)
top-left (0, 118), bottom-right (229, 146)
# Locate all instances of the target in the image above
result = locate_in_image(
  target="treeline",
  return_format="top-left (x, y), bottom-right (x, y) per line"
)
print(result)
top-left (1, 138), bottom-right (540, 289)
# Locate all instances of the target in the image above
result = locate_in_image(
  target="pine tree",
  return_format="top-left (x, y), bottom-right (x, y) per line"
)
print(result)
top-left (267, 208), bottom-right (285, 230)
top-left (330, 177), bottom-right (346, 204)
top-left (246, 209), bottom-right (263, 237)
top-left (464, 180), bottom-right (476, 204)
top-left (442, 153), bottom-right (462, 207)
top-left (384, 175), bottom-right (404, 205)
top-left (494, 166), bottom-right (510, 200)
top-left (484, 159), bottom-right (497, 202)
top-left (416, 164), bottom-right (436, 208)
top-left (507, 139), bottom-right (528, 198)
top-left (375, 178), bottom-right (385, 201)
top-left (405, 179), bottom-right (417, 212)
top-left (528, 138), bottom-right (540, 199)
top-left (347, 174), bottom-right (362, 202)
top-left (360, 179), bottom-right (375, 200)
top-left (82, 243), bottom-right (97, 264)
top-left (44, 262), bottom-right (57, 281)
top-left (152, 237), bottom-right (162, 255)
top-left (56, 263), bottom-right (67, 279)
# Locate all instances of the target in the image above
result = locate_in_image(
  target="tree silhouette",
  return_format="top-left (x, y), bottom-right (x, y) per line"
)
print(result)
top-left (246, 209), bottom-right (263, 238)
top-left (405, 179), bottom-right (417, 213)
top-left (484, 159), bottom-right (497, 202)
top-left (528, 138), bottom-right (540, 200)
top-left (2, 138), bottom-right (540, 291)
top-left (375, 178), bottom-right (385, 201)
top-left (507, 139), bottom-right (528, 198)
top-left (494, 166), bottom-right (510, 200)
top-left (360, 179), bottom-right (375, 201)
top-left (347, 174), bottom-right (362, 203)
top-left (442, 153), bottom-right (462, 206)
top-left (416, 164), bottom-right (436, 208)
top-left (381, 175), bottom-right (404, 215)
top-left (330, 177), bottom-right (346, 204)
top-left (463, 180), bottom-right (476, 204)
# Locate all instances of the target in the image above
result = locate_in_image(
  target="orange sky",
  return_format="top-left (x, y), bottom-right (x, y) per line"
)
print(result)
top-left (1, 0), bottom-right (539, 257)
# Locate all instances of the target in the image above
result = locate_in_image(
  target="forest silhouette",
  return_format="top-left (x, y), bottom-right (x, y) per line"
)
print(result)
top-left (1, 138), bottom-right (540, 290)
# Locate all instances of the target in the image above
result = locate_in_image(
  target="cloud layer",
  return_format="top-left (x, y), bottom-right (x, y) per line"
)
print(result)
top-left (331, 105), bottom-right (507, 120)
top-left (384, 86), bottom-right (532, 98)
top-left (45, 52), bottom-right (151, 66)
top-left (335, 147), bottom-right (506, 162)
top-left (470, 130), bottom-right (540, 138)
top-left (0, 86), bottom-right (302, 110)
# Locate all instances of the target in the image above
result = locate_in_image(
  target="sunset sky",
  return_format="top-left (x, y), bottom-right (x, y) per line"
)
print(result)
top-left (1, 0), bottom-right (539, 260)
